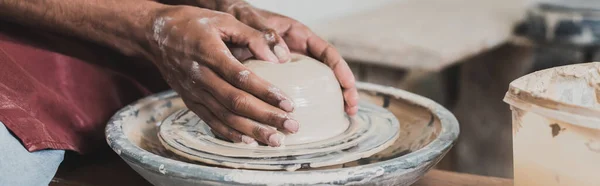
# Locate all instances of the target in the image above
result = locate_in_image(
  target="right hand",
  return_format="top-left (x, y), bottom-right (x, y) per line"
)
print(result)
top-left (145, 5), bottom-right (296, 147)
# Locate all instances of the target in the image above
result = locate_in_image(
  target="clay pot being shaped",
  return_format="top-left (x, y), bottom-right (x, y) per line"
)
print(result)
top-left (243, 54), bottom-right (349, 145)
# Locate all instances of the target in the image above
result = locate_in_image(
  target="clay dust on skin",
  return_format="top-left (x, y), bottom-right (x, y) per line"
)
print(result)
top-left (197, 18), bottom-right (210, 25)
top-left (152, 17), bottom-right (174, 51)
top-left (152, 17), bottom-right (169, 43)
top-left (190, 61), bottom-right (202, 84)
top-left (263, 31), bottom-right (276, 43)
top-left (222, 49), bottom-right (237, 60)
top-left (268, 86), bottom-right (285, 100)
top-left (241, 135), bottom-right (258, 146)
top-left (268, 86), bottom-right (296, 111)
top-left (238, 70), bottom-right (250, 83)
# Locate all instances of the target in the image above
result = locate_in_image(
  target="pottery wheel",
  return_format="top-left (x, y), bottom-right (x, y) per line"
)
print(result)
top-left (158, 101), bottom-right (400, 171)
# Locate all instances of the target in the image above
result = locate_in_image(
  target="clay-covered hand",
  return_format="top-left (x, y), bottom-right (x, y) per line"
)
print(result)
top-left (146, 6), bottom-right (297, 146)
top-left (169, 0), bottom-right (360, 115)
top-left (220, 1), bottom-right (360, 115)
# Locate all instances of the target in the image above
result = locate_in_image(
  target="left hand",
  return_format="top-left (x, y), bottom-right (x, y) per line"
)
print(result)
top-left (206, 0), bottom-right (360, 115)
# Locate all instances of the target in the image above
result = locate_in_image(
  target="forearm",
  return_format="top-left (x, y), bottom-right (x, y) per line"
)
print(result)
top-left (0, 0), bottom-right (162, 57)
top-left (160, 0), bottom-right (246, 14)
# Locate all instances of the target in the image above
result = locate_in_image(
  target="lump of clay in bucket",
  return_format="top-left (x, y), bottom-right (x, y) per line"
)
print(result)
top-left (510, 62), bottom-right (600, 109)
top-left (243, 54), bottom-right (349, 145)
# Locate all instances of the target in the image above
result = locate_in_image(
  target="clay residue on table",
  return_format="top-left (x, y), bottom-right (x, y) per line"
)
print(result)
top-left (313, 0), bottom-right (530, 71)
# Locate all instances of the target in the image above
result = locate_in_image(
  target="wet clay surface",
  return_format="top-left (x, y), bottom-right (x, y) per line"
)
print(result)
top-left (243, 54), bottom-right (349, 145)
top-left (119, 89), bottom-right (441, 171)
top-left (104, 82), bottom-right (458, 185)
top-left (157, 100), bottom-right (399, 171)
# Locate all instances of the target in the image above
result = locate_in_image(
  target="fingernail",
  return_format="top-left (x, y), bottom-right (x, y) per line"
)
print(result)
top-left (283, 119), bottom-right (299, 133)
top-left (268, 133), bottom-right (284, 147)
top-left (279, 100), bottom-right (294, 112)
top-left (273, 45), bottom-right (290, 63)
top-left (241, 135), bottom-right (256, 144)
top-left (267, 52), bottom-right (279, 63)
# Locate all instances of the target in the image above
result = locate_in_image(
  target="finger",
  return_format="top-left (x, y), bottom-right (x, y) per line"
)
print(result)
top-left (280, 23), bottom-right (310, 55)
top-left (183, 99), bottom-right (255, 144)
top-left (215, 14), bottom-right (280, 63)
top-left (225, 116), bottom-right (285, 147)
top-left (241, 19), bottom-right (291, 62)
top-left (228, 46), bottom-right (253, 61)
top-left (210, 128), bottom-right (226, 141)
top-left (306, 35), bottom-right (360, 111)
top-left (186, 90), bottom-right (284, 146)
top-left (263, 29), bottom-right (291, 63)
top-left (230, 8), bottom-right (291, 62)
top-left (345, 101), bottom-right (359, 116)
top-left (196, 39), bottom-right (295, 112)
top-left (306, 36), bottom-right (355, 90)
top-left (344, 87), bottom-right (360, 116)
top-left (188, 73), bottom-right (299, 133)
top-left (343, 87), bottom-right (359, 113)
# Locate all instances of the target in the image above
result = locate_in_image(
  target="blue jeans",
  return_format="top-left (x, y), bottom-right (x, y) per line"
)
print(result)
top-left (0, 122), bottom-right (65, 186)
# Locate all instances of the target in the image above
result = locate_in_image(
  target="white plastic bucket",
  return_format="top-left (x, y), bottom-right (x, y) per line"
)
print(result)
top-left (504, 62), bottom-right (600, 186)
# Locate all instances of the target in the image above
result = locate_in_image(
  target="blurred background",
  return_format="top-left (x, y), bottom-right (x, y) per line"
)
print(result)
top-left (247, 0), bottom-right (600, 178)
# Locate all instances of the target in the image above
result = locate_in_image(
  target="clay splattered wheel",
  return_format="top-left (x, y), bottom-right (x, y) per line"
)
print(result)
top-left (158, 101), bottom-right (400, 171)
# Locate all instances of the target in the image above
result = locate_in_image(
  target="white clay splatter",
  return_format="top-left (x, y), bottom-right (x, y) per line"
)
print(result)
top-left (190, 61), bottom-right (202, 84)
top-left (268, 86), bottom-right (284, 100)
top-left (222, 49), bottom-right (237, 60)
top-left (275, 112), bottom-right (288, 119)
top-left (159, 36), bottom-right (170, 51)
top-left (159, 164), bottom-right (168, 174)
top-left (152, 17), bottom-right (171, 43)
top-left (238, 70), bottom-right (250, 83)
top-left (263, 32), bottom-right (275, 42)
top-left (152, 17), bottom-right (173, 51)
top-left (240, 135), bottom-right (256, 144)
top-left (152, 18), bottom-right (166, 42)
top-left (197, 18), bottom-right (210, 25)
top-left (223, 167), bottom-right (385, 185)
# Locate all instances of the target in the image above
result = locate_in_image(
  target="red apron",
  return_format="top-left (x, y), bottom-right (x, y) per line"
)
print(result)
top-left (0, 22), bottom-right (168, 153)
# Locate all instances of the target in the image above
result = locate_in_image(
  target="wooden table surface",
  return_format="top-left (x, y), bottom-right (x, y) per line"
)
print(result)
top-left (313, 0), bottom-right (531, 71)
top-left (51, 169), bottom-right (512, 186)
top-left (414, 169), bottom-right (513, 186)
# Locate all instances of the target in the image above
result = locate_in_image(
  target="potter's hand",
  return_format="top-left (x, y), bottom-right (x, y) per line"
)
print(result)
top-left (222, 2), bottom-right (360, 115)
top-left (167, 0), bottom-right (359, 115)
top-left (147, 6), bottom-right (297, 146)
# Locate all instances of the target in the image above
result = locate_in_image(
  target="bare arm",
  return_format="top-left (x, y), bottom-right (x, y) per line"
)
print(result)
top-left (159, 0), bottom-right (237, 12)
top-left (0, 0), bottom-right (160, 58)
top-left (160, 0), bottom-right (361, 115)
top-left (0, 0), bottom-right (298, 146)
